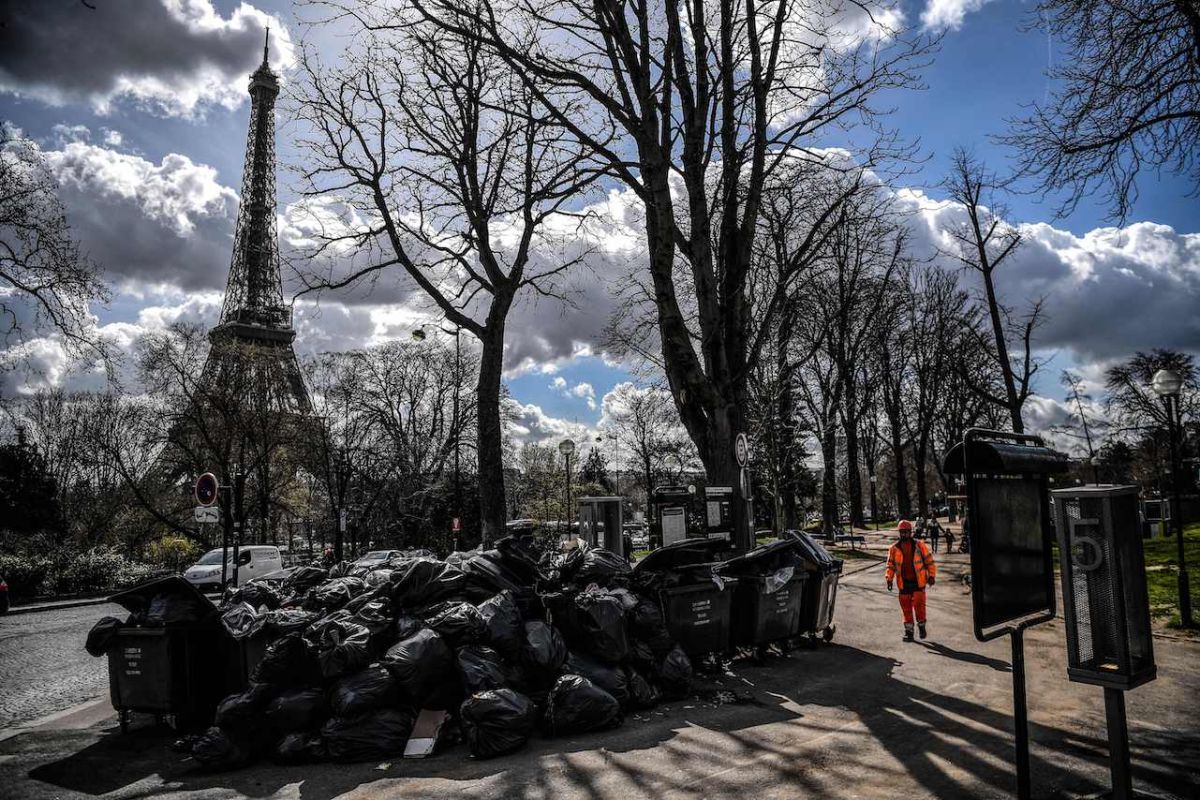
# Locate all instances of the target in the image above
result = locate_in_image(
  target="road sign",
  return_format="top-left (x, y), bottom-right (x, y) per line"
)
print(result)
top-left (195, 472), bottom-right (219, 506)
top-left (339, 509), bottom-right (348, 533)
top-left (452, 517), bottom-right (461, 532)
top-left (194, 506), bottom-right (220, 524)
top-left (735, 433), bottom-right (750, 467)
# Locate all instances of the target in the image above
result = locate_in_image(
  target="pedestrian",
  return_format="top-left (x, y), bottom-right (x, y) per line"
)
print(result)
top-left (885, 520), bottom-right (937, 641)
top-left (929, 518), bottom-right (941, 553)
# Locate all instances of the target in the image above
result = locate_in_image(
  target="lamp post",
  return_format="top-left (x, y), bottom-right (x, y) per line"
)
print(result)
top-left (869, 474), bottom-right (879, 531)
top-left (559, 438), bottom-right (576, 535)
top-left (1152, 368), bottom-right (1193, 627)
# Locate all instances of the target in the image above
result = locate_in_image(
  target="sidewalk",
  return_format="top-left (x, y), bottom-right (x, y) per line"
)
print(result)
top-left (6, 595), bottom-right (113, 615)
top-left (2, 559), bottom-right (1197, 800)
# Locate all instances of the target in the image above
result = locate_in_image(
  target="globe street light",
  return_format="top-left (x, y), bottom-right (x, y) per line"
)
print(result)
top-left (1152, 368), bottom-right (1192, 627)
top-left (559, 438), bottom-right (576, 535)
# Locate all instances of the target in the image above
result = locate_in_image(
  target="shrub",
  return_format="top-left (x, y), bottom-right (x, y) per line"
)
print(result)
top-left (145, 535), bottom-right (201, 574)
top-left (0, 553), bottom-right (53, 597)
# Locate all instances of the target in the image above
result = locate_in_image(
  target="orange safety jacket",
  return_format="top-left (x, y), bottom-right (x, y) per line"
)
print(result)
top-left (885, 538), bottom-right (937, 589)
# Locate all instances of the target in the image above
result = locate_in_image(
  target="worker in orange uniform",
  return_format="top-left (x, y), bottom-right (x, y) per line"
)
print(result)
top-left (885, 519), bottom-right (937, 641)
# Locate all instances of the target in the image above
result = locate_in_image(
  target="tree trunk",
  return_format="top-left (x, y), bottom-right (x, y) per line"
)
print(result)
top-left (914, 435), bottom-right (929, 517)
top-left (842, 388), bottom-right (864, 529)
top-left (476, 321), bottom-right (508, 546)
top-left (981, 267), bottom-right (1024, 433)
top-left (891, 427), bottom-right (911, 520)
top-left (820, 421), bottom-right (839, 539)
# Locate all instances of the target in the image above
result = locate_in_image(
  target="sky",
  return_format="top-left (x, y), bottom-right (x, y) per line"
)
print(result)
top-left (0, 0), bottom-right (1198, 456)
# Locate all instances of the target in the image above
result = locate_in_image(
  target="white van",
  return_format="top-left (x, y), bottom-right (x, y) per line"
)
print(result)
top-left (183, 546), bottom-right (283, 592)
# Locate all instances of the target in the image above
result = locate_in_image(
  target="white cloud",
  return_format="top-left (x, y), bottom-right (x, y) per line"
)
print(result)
top-left (0, 0), bottom-right (294, 118)
top-left (571, 381), bottom-right (598, 410)
top-left (920, 0), bottom-right (994, 31)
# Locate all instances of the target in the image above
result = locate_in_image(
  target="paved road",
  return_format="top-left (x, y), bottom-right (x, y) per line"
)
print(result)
top-left (0, 603), bottom-right (122, 728)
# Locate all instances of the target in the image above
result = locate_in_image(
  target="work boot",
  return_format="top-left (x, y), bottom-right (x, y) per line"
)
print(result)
top-left (903, 626), bottom-right (915, 642)
top-left (918, 623), bottom-right (927, 640)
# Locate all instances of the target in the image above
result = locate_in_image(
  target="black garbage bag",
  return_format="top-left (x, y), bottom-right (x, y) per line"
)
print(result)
top-left (274, 731), bottom-right (327, 764)
top-left (457, 645), bottom-right (509, 695)
top-left (383, 628), bottom-right (456, 708)
top-left (477, 591), bottom-right (524, 659)
top-left (307, 577), bottom-right (367, 612)
top-left (220, 602), bottom-right (259, 640)
top-left (543, 674), bottom-right (621, 736)
top-left (364, 568), bottom-right (394, 589)
top-left (309, 618), bottom-right (372, 679)
top-left (555, 589), bottom-right (629, 664)
top-left (393, 614), bottom-right (424, 641)
top-left (422, 601), bottom-right (485, 647)
top-left (351, 598), bottom-right (398, 655)
top-left (321, 708), bottom-right (416, 762)
top-left (520, 620), bottom-right (568, 681)
top-left (628, 596), bottom-right (673, 657)
top-left (326, 561), bottom-right (354, 579)
top-left (85, 616), bottom-right (123, 657)
top-left (716, 539), bottom-right (804, 578)
top-left (572, 547), bottom-right (633, 588)
top-left (656, 645), bottom-right (693, 700)
top-left (390, 558), bottom-right (468, 610)
top-left (215, 683), bottom-right (276, 729)
top-left (191, 726), bottom-right (252, 771)
top-left (252, 633), bottom-right (321, 687)
top-left (626, 667), bottom-right (661, 710)
top-left (285, 566), bottom-right (329, 594)
top-left (494, 535), bottom-right (547, 584)
top-left (331, 664), bottom-right (398, 718)
top-left (146, 590), bottom-right (209, 626)
top-left (627, 637), bottom-right (657, 670)
top-left (264, 688), bottom-right (328, 735)
top-left (460, 689), bottom-right (538, 759)
top-left (459, 550), bottom-right (531, 597)
top-left (258, 608), bottom-right (318, 638)
top-left (563, 651), bottom-right (629, 707)
top-left (227, 582), bottom-right (281, 610)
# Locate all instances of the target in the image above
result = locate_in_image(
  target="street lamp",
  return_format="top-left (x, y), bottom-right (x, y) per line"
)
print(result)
top-left (559, 438), bottom-right (576, 535)
top-left (1152, 368), bottom-right (1192, 627)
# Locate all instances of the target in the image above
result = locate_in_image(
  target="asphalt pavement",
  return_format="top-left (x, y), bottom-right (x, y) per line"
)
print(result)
top-left (1, 554), bottom-right (1198, 799)
top-left (0, 602), bottom-right (123, 729)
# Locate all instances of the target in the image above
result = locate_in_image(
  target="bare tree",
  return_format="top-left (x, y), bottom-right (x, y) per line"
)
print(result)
top-left (603, 382), bottom-right (694, 520)
top-left (293, 10), bottom-right (601, 542)
top-left (1105, 349), bottom-right (1198, 433)
top-left (0, 126), bottom-right (109, 366)
top-left (942, 149), bottom-right (1042, 434)
top-left (1004, 0), bottom-right (1200, 220)
top-left (410, 0), bottom-right (930, 549)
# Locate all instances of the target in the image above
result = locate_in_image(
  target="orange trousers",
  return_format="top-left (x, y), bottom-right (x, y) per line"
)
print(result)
top-left (898, 590), bottom-right (927, 625)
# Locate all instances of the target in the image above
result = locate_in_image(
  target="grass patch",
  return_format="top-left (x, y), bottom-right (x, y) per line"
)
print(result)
top-left (1142, 524), bottom-right (1200, 628)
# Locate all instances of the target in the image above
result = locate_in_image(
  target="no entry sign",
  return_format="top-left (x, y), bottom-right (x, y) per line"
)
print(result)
top-left (195, 472), bottom-right (219, 506)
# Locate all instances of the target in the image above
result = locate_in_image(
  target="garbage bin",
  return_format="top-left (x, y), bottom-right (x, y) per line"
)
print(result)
top-left (717, 539), bottom-right (809, 650)
top-left (728, 571), bottom-right (808, 647)
top-left (659, 574), bottom-right (738, 656)
top-left (633, 539), bottom-right (737, 656)
top-left (105, 576), bottom-right (233, 732)
top-left (788, 530), bottom-right (843, 643)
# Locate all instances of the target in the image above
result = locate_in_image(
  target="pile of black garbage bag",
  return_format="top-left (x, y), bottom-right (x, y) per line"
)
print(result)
top-left (184, 538), bottom-right (697, 769)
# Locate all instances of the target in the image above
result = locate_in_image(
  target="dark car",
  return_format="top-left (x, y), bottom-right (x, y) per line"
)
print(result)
top-left (0, 573), bottom-right (9, 615)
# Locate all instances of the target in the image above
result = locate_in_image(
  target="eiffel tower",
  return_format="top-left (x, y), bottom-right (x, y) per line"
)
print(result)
top-left (203, 32), bottom-right (310, 416)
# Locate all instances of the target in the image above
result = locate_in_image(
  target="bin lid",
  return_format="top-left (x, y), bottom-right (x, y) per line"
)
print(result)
top-left (633, 538), bottom-right (727, 575)
top-left (716, 538), bottom-right (802, 577)
top-left (108, 575), bottom-right (219, 624)
top-left (942, 437), bottom-right (1069, 476)
top-left (785, 530), bottom-right (834, 566)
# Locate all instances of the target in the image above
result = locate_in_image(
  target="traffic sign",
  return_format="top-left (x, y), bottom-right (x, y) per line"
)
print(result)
top-left (452, 517), bottom-right (461, 532)
top-left (194, 506), bottom-right (220, 524)
top-left (195, 472), bottom-right (219, 506)
top-left (735, 433), bottom-right (750, 467)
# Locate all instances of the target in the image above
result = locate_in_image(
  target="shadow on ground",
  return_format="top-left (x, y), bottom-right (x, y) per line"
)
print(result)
top-left (15, 638), bottom-right (1200, 800)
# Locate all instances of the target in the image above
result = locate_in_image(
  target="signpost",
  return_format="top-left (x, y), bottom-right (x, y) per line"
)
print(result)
top-left (194, 472), bottom-right (218, 506)
top-left (194, 506), bottom-right (220, 524)
top-left (943, 429), bottom-right (1068, 800)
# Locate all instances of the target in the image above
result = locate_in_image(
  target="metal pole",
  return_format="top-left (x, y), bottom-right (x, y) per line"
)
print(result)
top-left (1104, 687), bottom-right (1133, 800)
top-left (565, 453), bottom-right (572, 535)
top-left (219, 484), bottom-right (232, 589)
top-left (453, 327), bottom-right (462, 539)
top-left (1011, 627), bottom-right (1032, 800)
top-left (232, 470), bottom-right (245, 587)
top-left (1168, 395), bottom-right (1193, 626)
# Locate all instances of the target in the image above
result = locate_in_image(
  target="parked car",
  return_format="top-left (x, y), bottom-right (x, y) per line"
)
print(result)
top-left (0, 573), bottom-right (8, 615)
top-left (183, 546), bottom-right (283, 592)
top-left (352, 550), bottom-right (402, 568)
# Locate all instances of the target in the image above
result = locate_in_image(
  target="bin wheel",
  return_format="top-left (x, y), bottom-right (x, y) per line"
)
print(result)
top-left (823, 624), bottom-right (836, 643)
top-left (118, 710), bottom-right (130, 733)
